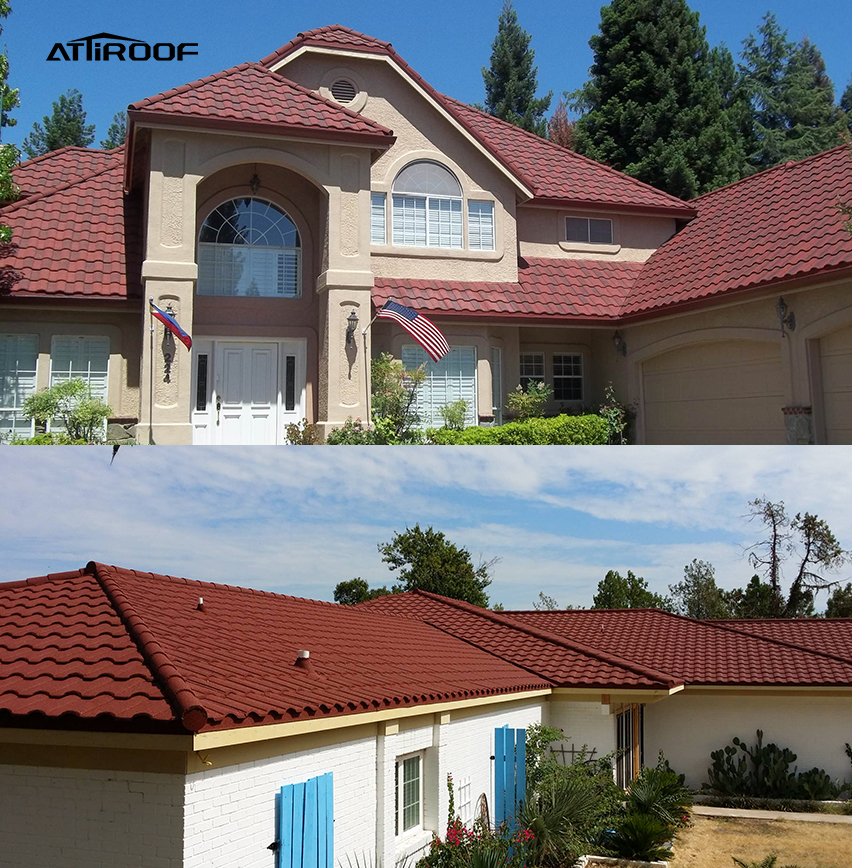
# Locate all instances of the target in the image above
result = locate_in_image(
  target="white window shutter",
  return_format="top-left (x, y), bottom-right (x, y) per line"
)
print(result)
top-left (402, 345), bottom-right (477, 428)
top-left (392, 196), bottom-right (427, 246)
top-left (370, 193), bottom-right (386, 245)
top-left (468, 201), bottom-right (495, 251)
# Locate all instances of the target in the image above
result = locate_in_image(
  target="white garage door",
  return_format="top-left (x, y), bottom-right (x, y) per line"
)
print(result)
top-left (820, 325), bottom-right (852, 444)
top-left (642, 340), bottom-right (785, 444)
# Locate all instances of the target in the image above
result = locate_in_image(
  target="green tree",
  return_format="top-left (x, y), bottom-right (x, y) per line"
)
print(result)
top-left (841, 79), bottom-right (852, 129)
top-left (571, 0), bottom-right (742, 198)
top-left (592, 569), bottom-right (670, 610)
top-left (533, 591), bottom-right (559, 610)
top-left (825, 583), bottom-right (852, 618)
top-left (668, 559), bottom-right (733, 619)
top-left (21, 89), bottom-right (95, 158)
top-left (378, 524), bottom-right (493, 606)
top-left (100, 111), bottom-right (126, 149)
top-left (0, 0), bottom-right (20, 243)
top-left (739, 14), bottom-right (844, 171)
top-left (481, 0), bottom-right (552, 136)
top-left (333, 577), bottom-right (390, 606)
top-left (728, 575), bottom-right (786, 619)
top-left (22, 378), bottom-right (111, 443)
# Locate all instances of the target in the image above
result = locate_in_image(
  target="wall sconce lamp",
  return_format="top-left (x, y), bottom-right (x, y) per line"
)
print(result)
top-left (249, 172), bottom-right (261, 194)
top-left (777, 297), bottom-right (795, 338)
top-left (613, 331), bottom-right (627, 357)
top-left (345, 309), bottom-right (359, 346)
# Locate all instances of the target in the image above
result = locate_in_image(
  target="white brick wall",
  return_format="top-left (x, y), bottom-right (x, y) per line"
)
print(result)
top-left (0, 765), bottom-right (184, 868)
top-left (183, 733), bottom-right (378, 868)
top-left (549, 700), bottom-right (616, 765)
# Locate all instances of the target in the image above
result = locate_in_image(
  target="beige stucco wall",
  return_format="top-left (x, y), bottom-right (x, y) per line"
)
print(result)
top-left (0, 306), bottom-right (141, 421)
top-left (280, 53), bottom-right (521, 283)
top-left (644, 691), bottom-right (852, 789)
top-left (518, 206), bottom-right (678, 262)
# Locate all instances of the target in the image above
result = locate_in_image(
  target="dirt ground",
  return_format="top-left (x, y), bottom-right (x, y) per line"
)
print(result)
top-left (672, 815), bottom-right (851, 868)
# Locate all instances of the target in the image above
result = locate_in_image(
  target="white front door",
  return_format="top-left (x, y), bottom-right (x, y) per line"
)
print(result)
top-left (191, 340), bottom-right (306, 445)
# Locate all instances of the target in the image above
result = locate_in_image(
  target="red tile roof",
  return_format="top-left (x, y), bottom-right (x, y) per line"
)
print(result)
top-left (261, 26), bottom-right (694, 215)
top-left (623, 145), bottom-right (852, 317)
top-left (128, 62), bottom-right (394, 146)
top-left (713, 618), bottom-right (852, 663)
top-left (0, 151), bottom-right (142, 299)
top-left (502, 608), bottom-right (852, 687)
top-left (358, 592), bottom-right (681, 691)
top-left (12, 146), bottom-right (121, 200)
top-left (374, 257), bottom-right (642, 321)
top-left (0, 564), bottom-right (549, 733)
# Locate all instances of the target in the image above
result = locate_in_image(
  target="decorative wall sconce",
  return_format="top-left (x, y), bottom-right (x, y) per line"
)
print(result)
top-left (613, 330), bottom-right (627, 357)
top-left (249, 172), bottom-right (261, 194)
top-left (776, 297), bottom-right (795, 338)
top-left (345, 309), bottom-right (359, 346)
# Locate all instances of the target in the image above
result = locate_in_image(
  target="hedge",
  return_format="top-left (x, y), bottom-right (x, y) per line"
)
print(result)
top-left (427, 414), bottom-right (609, 445)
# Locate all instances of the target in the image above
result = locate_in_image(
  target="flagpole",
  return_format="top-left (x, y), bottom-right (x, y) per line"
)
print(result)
top-left (359, 300), bottom-right (390, 427)
top-left (148, 299), bottom-right (154, 445)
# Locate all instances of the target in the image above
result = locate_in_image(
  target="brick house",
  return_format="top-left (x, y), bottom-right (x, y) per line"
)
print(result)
top-left (1, 25), bottom-right (851, 444)
top-left (2, 563), bottom-right (851, 867)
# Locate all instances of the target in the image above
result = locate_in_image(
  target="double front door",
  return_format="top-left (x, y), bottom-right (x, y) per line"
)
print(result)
top-left (191, 340), bottom-right (305, 445)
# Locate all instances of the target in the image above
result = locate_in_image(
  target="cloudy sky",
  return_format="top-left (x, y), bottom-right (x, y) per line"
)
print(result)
top-left (2, 447), bottom-right (850, 610)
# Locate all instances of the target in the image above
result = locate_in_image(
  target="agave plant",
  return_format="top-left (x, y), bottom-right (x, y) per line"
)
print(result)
top-left (626, 753), bottom-right (693, 827)
top-left (608, 813), bottom-right (674, 862)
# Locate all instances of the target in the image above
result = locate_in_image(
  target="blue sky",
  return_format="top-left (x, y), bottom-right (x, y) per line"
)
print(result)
top-left (2, 447), bottom-right (851, 610)
top-left (3, 0), bottom-right (851, 150)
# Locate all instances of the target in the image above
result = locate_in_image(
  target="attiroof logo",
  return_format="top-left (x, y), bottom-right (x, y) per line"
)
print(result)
top-left (47, 33), bottom-right (198, 62)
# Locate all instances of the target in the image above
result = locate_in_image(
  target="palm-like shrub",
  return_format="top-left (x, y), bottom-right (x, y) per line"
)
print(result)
top-left (608, 812), bottom-right (673, 862)
top-left (732, 856), bottom-right (805, 868)
top-left (626, 753), bottom-right (693, 827)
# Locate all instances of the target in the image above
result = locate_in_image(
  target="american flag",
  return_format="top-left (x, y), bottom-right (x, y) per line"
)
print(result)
top-left (375, 299), bottom-right (450, 362)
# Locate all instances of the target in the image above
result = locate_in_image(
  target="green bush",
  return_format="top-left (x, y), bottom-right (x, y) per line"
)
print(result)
top-left (506, 380), bottom-right (552, 420)
top-left (22, 378), bottom-right (111, 444)
top-left (607, 812), bottom-right (673, 862)
top-left (627, 752), bottom-right (693, 828)
top-left (427, 414), bottom-right (608, 445)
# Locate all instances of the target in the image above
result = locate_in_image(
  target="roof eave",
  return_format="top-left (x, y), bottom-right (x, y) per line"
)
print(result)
top-left (527, 197), bottom-right (697, 219)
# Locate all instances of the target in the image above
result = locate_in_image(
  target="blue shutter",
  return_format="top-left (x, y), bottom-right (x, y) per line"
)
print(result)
top-left (493, 727), bottom-right (526, 829)
top-left (277, 773), bottom-right (333, 868)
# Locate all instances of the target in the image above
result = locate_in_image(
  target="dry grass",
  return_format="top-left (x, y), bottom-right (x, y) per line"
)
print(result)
top-left (672, 815), bottom-right (850, 868)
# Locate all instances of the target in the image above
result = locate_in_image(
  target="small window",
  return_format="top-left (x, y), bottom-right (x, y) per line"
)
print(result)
top-left (457, 775), bottom-right (473, 825)
top-left (468, 201), bottom-right (495, 251)
top-left (565, 216), bottom-right (613, 245)
top-left (371, 192), bottom-right (386, 245)
top-left (519, 353), bottom-right (544, 391)
top-left (553, 354), bottom-right (583, 401)
top-left (0, 334), bottom-right (38, 438)
top-left (395, 753), bottom-right (423, 835)
top-left (330, 78), bottom-right (358, 104)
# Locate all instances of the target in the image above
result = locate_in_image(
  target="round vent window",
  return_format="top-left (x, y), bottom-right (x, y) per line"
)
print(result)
top-left (330, 78), bottom-right (358, 104)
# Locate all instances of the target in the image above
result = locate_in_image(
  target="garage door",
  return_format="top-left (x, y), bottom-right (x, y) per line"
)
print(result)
top-left (643, 340), bottom-right (785, 444)
top-left (821, 325), bottom-right (852, 444)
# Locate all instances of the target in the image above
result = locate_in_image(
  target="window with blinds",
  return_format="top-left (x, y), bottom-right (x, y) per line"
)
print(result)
top-left (371, 192), bottom-right (386, 245)
top-left (468, 200), bottom-right (495, 250)
top-left (392, 161), bottom-right (463, 249)
top-left (198, 198), bottom-right (301, 297)
top-left (402, 345), bottom-right (477, 428)
top-left (50, 336), bottom-right (109, 399)
top-left (0, 334), bottom-right (38, 438)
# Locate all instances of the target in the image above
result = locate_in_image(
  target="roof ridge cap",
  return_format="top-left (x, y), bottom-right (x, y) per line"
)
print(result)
top-left (88, 561), bottom-right (208, 732)
top-left (412, 590), bottom-right (681, 688)
top-left (1, 154), bottom-right (123, 215)
top-left (444, 96), bottom-right (692, 210)
top-left (690, 144), bottom-right (851, 204)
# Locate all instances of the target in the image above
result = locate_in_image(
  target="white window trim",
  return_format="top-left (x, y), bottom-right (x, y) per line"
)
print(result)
top-left (47, 335), bottom-right (110, 434)
top-left (519, 352), bottom-right (545, 390)
top-left (402, 345), bottom-right (478, 429)
top-left (371, 192), bottom-right (387, 246)
top-left (0, 333), bottom-right (38, 439)
top-left (560, 214), bottom-right (620, 254)
top-left (395, 751), bottom-right (424, 838)
top-left (552, 352), bottom-right (584, 403)
top-left (392, 192), bottom-right (463, 249)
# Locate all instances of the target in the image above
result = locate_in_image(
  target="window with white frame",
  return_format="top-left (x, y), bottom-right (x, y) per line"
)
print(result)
top-left (0, 334), bottom-right (38, 438)
top-left (565, 216), bottom-right (613, 245)
top-left (402, 345), bottom-right (477, 428)
top-left (519, 353), bottom-right (544, 390)
top-left (49, 336), bottom-right (110, 432)
top-left (553, 354), bottom-right (583, 401)
top-left (467, 200), bottom-right (495, 250)
top-left (392, 161), bottom-right (463, 249)
top-left (197, 197), bottom-right (301, 297)
top-left (371, 192), bottom-right (387, 245)
top-left (456, 775), bottom-right (472, 826)
top-left (395, 753), bottom-right (423, 835)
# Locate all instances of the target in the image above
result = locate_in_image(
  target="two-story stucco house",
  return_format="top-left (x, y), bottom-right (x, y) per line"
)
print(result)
top-left (2, 25), bottom-right (851, 444)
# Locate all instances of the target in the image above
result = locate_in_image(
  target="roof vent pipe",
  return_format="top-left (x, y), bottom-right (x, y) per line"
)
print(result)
top-left (294, 649), bottom-right (322, 677)
top-left (297, 649), bottom-right (310, 659)
top-left (197, 597), bottom-right (204, 611)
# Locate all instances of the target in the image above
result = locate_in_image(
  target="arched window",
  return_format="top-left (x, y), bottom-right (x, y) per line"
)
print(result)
top-left (392, 161), bottom-right (463, 249)
top-left (197, 198), bottom-right (301, 298)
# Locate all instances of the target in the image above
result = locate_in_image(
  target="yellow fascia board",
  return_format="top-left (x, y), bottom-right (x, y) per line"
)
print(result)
top-left (0, 728), bottom-right (193, 751)
top-left (551, 685), bottom-right (684, 703)
top-left (193, 688), bottom-right (552, 751)
top-left (683, 685), bottom-right (852, 697)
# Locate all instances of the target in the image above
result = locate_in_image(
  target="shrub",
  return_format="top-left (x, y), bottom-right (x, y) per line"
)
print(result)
top-left (732, 857), bottom-right (805, 868)
top-left (22, 378), bottom-right (111, 444)
top-left (626, 752), bottom-right (693, 828)
top-left (285, 419), bottom-right (321, 445)
top-left (438, 399), bottom-right (468, 431)
top-left (326, 418), bottom-right (379, 445)
top-left (607, 812), bottom-right (673, 862)
top-left (7, 432), bottom-right (84, 445)
top-left (506, 380), bottom-right (552, 420)
top-left (598, 381), bottom-right (633, 445)
top-left (427, 414), bottom-right (608, 445)
top-left (371, 352), bottom-right (426, 443)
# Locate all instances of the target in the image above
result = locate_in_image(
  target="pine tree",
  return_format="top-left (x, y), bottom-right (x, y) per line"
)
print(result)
top-left (547, 97), bottom-right (575, 149)
top-left (100, 111), bottom-right (126, 149)
top-left (481, 0), bottom-right (552, 137)
top-left (841, 78), bottom-right (852, 126)
top-left (21, 89), bottom-right (95, 159)
top-left (0, 0), bottom-right (19, 244)
top-left (571, 0), bottom-right (742, 199)
top-left (739, 15), bottom-right (844, 170)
